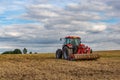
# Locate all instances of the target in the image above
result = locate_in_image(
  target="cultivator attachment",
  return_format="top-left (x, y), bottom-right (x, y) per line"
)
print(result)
top-left (74, 54), bottom-right (100, 60)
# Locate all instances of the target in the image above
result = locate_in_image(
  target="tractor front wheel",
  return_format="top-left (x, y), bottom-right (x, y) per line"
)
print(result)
top-left (90, 49), bottom-right (92, 53)
top-left (63, 47), bottom-right (69, 60)
top-left (63, 47), bottom-right (74, 60)
top-left (56, 49), bottom-right (62, 59)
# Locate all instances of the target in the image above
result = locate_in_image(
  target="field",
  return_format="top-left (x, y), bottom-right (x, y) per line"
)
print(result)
top-left (0, 50), bottom-right (120, 80)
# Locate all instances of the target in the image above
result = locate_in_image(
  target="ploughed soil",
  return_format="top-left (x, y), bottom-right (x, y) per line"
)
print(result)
top-left (0, 50), bottom-right (120, 80)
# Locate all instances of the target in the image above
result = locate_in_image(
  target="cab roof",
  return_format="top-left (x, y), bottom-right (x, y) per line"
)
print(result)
top-left (65, 36), bottom-right (80, 39)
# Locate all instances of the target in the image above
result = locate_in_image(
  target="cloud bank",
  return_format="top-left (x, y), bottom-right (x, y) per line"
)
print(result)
top-left (0, 0), bottom-right (120, 53)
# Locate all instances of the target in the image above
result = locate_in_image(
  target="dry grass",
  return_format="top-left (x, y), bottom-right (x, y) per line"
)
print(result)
top-left (0, 50), bottom-right (120, 80)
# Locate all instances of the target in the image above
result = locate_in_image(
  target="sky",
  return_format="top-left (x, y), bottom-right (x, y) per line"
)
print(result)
top-left (0, 0), bottom-right (120, 53)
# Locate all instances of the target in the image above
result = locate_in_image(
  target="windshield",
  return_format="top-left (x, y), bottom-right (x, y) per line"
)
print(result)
top-left (70, 38), bottom-right (81, 45)
top-left (64, 38), bottom-right (81, 45)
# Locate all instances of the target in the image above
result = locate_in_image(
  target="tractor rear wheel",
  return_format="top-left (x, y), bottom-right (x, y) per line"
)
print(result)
top-left (56, 49), bottom-right (62, 59)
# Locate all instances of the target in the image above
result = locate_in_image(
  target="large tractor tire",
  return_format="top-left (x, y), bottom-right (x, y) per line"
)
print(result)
top-left (63, 46), bottom-right (74, 60)
top-left (56, 49), bottom-right (62, 59)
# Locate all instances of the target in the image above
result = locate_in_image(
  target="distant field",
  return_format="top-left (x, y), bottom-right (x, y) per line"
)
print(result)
top-left (0, 50), bottom-right (120, 80)
top-left (95, 50), bottom-right (120, 59)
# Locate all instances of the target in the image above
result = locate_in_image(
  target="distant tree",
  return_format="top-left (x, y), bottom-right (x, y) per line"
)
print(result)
top-left (2, 49), bottom-right (22, 54)
top-left (13, 49), bottom-right (22, 54)
top-left (29, 52), bottom-right (32, 54)
top-left (35, 52), bottom-right (38, 54)
top-left (2, 51), bottom-right (14, 54)
top-left (23, 48), bottom-right (27, 54)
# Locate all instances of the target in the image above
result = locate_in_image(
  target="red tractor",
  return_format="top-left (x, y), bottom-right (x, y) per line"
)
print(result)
top-left (56, 36), bottom-right (100, 60)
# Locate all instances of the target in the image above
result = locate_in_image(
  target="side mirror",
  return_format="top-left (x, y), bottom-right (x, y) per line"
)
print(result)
top-left (60, 38), bottom-right (62, 41)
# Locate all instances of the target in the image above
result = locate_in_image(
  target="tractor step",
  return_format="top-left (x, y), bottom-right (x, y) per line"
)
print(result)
top-left (74, 53), bottom-right (100, 60)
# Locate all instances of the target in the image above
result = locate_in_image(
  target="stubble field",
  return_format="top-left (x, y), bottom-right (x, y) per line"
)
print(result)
top-left (0, 50), bottom-right (120, 80)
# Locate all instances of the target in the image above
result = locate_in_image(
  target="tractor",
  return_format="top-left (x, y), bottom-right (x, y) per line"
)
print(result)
top-left (56, 36), bottom-right (100, 60)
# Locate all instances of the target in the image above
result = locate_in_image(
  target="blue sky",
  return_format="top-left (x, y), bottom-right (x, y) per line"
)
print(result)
top-left (0, 0), bottom-right (120, 53)
top-left (0, 0), bottom-right (32, 25)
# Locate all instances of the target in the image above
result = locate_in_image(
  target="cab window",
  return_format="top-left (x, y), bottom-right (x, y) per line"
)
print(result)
top-left (64, 38), bottom-right (70, 44)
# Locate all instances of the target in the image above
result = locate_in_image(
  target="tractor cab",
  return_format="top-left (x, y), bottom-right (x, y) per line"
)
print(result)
top-left (64, 36), bottom-right (81, 46)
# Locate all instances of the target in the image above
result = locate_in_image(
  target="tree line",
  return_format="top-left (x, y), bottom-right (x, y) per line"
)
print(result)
top-left (2, 48), bottom-right (37, 54)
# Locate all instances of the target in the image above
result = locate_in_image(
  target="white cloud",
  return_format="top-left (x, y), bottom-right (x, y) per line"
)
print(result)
top-left (66, 0), bottom-right (112, 12)
top-left (92, 24), bottom-right (107, 32)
